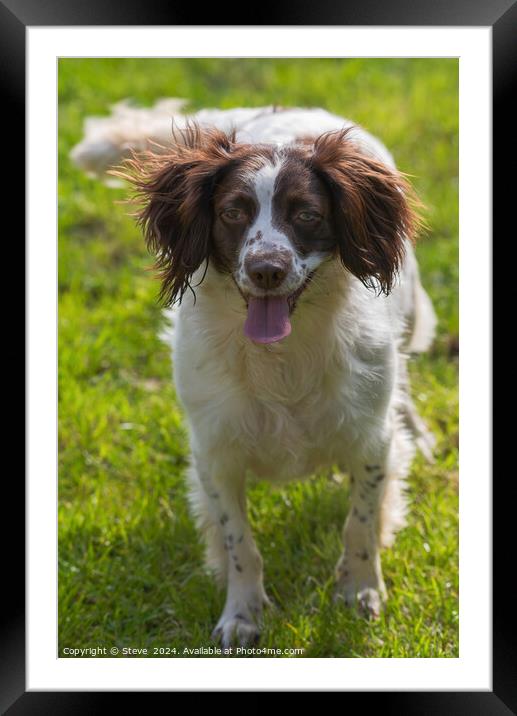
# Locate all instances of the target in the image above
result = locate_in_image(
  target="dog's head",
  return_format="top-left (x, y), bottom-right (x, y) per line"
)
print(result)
top-left (122, 124), bottom-right (419, 344)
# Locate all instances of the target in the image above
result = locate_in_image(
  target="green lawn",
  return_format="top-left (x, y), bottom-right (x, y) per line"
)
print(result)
top-left (58, 58), bottom-right (458, 658)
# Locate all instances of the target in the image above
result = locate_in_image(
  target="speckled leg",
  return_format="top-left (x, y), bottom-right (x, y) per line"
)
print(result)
top-left (335, 455), bottom-right (389, 619)
top-left (193, 462), bottom-right (270, 648)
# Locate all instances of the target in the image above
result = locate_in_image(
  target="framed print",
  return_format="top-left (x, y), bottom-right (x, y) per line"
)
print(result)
top-left (5, 0), bottom-right (509, 709)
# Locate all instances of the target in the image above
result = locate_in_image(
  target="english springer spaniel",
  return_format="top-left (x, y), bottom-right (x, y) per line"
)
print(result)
top-left (72, 103), bottom-right (437, 648)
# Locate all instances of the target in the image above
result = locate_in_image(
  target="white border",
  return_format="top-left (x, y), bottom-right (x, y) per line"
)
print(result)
top-left (27, 27), bottom-right (491, 691)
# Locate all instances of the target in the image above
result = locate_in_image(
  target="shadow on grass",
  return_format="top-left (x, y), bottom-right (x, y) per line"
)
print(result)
top-left (60, 458), bottom-right (457, 658)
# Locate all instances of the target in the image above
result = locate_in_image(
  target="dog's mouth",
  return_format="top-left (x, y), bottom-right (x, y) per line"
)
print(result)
top-left (238, 272), bottom-right (314, 345)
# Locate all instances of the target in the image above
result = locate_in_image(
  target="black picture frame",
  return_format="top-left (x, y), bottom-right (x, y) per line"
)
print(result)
top-left (7, 0), bottom-right (507, 711)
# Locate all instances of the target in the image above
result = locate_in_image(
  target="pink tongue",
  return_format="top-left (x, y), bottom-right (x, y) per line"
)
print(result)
top-left (244, 296), bottom-right (291, 344)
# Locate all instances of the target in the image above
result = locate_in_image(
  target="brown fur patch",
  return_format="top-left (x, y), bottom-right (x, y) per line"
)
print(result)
top-left (115, 123), bottom-right (275, 305)
top-left (307, 128), bottom-right (423, 294)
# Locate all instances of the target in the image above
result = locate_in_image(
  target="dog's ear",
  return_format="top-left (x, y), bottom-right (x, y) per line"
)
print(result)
top-left (310, 128), bottom-right (421, 295)
top-left (118, 124), bottom-right (237, 305)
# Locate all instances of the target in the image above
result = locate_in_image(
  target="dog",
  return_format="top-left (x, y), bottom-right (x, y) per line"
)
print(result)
top-left (71, 102), bottom-right (437, 648)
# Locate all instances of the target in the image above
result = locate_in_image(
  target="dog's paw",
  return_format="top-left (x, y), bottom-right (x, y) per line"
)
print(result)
top-left (334, 581), bottom-right (386, 620)
top-left (211, 612), bottom-right (260, 649)
top-left (334, 557), bottom-right (387, 620)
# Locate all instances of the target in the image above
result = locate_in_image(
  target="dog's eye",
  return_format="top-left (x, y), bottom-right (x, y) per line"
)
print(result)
top-left (221, 208), bottom-right (245, 222)
top-left (297, 211), bottom-right (321, 222)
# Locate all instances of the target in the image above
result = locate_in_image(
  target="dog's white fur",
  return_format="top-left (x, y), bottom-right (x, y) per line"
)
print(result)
top-left (72, 101), bottom-right (437, 647)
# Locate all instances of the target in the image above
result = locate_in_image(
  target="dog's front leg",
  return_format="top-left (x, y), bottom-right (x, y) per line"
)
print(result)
top-left (334, 450), bottom-right (391, 619)
top-left (195, 462), bottom-right (269, 648)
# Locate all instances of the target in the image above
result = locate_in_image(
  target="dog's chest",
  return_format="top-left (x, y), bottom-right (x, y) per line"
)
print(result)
top-left (173, 284), bottom-right (393, 481)
top-left (177, 332), bottom-right (366, 479)
top-left (239, 347), bottom-right (363, 476)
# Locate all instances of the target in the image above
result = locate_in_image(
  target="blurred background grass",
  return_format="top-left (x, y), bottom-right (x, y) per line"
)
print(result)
top-left (58, 58), bottom-right (458, 657)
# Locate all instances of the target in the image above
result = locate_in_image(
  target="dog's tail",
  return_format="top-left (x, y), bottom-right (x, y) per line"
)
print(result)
top-left (394, 246), bottom-right (438, 462)
top-left (406, 280), bottom-right (437, 354)
top-left (397, 244), bottom-right (437, 355)
top-left (69, 98), bottom-right (188, 181)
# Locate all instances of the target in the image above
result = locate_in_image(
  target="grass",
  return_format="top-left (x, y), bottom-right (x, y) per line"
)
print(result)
top-left (58, 58), bottom-right (458, 658)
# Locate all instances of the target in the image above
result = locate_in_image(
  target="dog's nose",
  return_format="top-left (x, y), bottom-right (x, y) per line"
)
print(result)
top-left (246, 257), bottom-right (290, 290)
